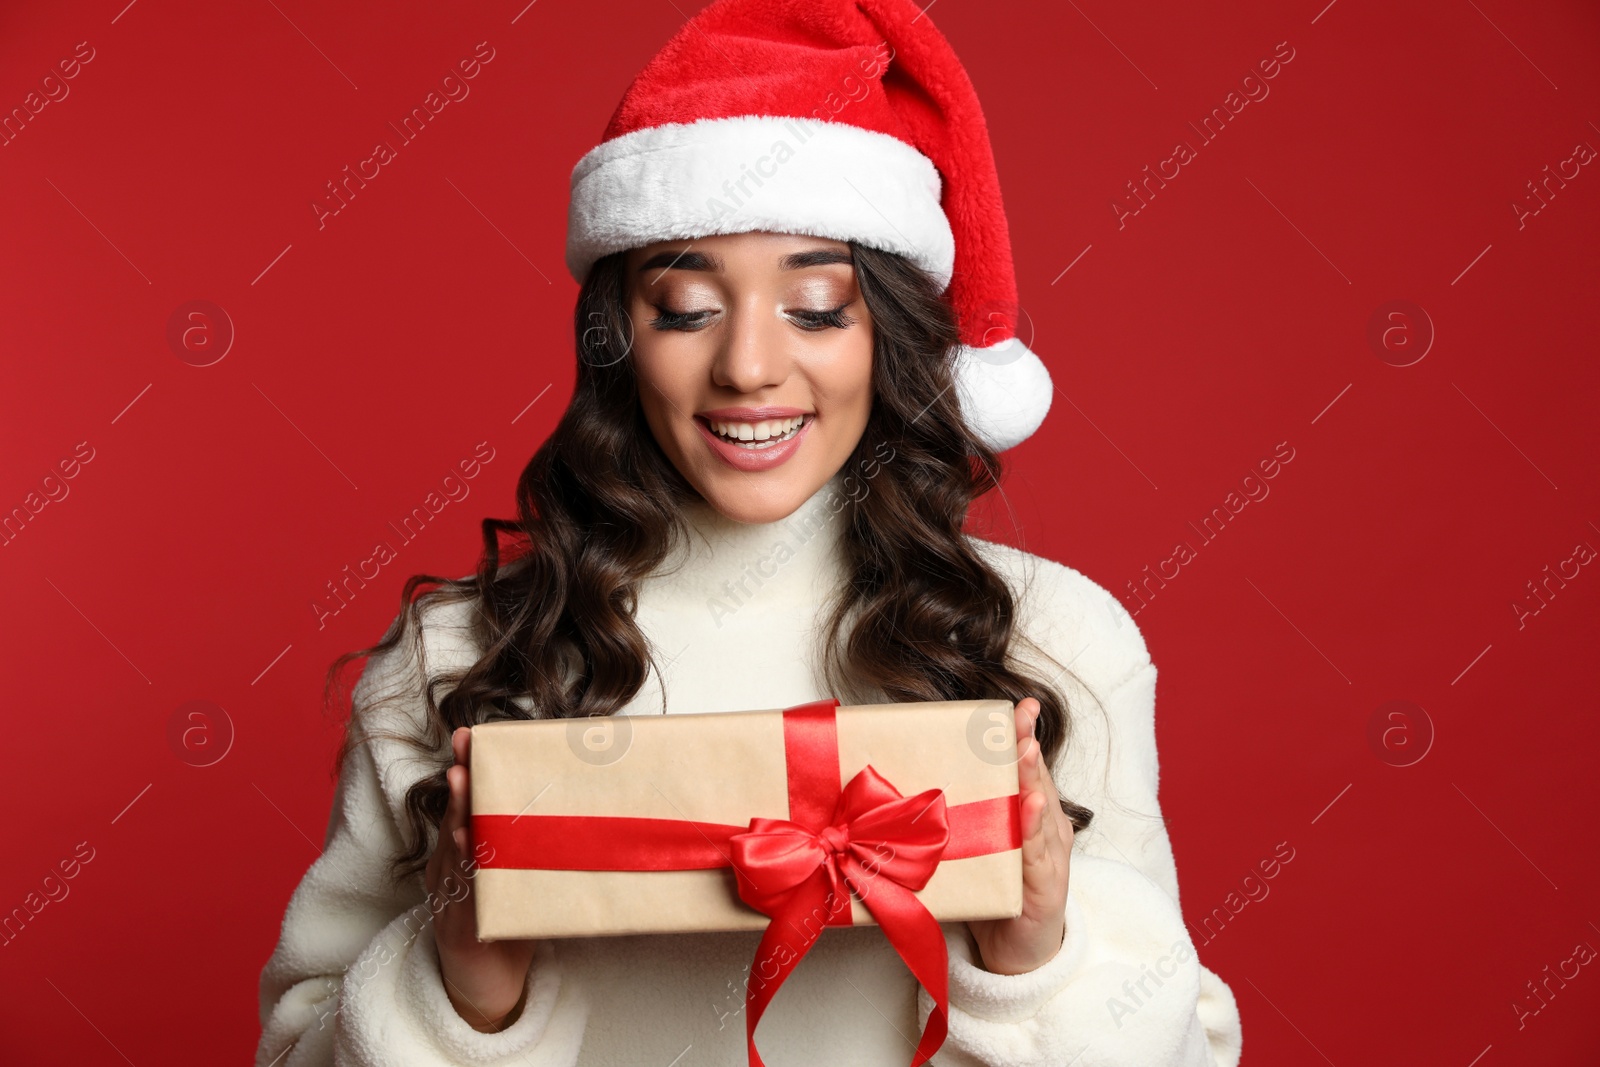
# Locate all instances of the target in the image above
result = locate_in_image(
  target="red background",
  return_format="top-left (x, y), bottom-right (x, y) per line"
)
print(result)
top-left (2, 0), bottom-right (1597, 1063)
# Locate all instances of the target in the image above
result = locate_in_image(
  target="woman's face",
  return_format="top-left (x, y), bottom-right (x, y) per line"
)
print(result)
top-left (624, 231), bottom-right (875, 525)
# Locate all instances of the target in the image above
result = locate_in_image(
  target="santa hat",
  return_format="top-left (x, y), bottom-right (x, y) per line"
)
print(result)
top-left (564, 0), bottom-right (1052, 452)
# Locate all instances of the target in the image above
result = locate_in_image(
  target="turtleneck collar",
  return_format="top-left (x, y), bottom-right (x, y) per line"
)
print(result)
top-left (640, 467), bottom-right (854, 613)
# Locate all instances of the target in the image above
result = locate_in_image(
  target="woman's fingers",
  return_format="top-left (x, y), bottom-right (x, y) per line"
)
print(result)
top-left (425, 792), bottom-right (454, 897)
top-left (433, 733), bottom-right (483, 953)
top-left (1016, 699), bottom-right (1073, 846)
top-left (1014, 700), bottom-right (1072, 893)
top-left (1017, 790), bottom-right (1056, 889)
top-left (1022, 736), bottom-right (1068, 878)
top-left (1016, 700), bottom-right (1063, 808)
top-left (1013, 698), bottom-right (1038, 749)
top-left (1017, 739), bottom-right (1050, 867)
top-left (967, 700), bottom-right (1073, 974)
top-left (1015, 702), bottom-right (1052, 834)
top-left (429, 728), bottom-right (473, 898)
top-left (442, 728), bottom-right (471, 836)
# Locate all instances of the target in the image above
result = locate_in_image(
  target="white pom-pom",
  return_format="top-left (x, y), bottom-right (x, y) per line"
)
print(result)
top-left (952, 337), bottom-right (1053, 452)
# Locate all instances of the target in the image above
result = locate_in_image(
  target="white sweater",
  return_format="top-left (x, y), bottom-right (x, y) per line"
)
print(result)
top-left (256, 472), bottom-right (1243, 1066)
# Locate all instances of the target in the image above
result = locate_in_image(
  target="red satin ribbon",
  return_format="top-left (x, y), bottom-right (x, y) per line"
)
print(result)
top-left (472, 698), bottom-right (1023, 1067)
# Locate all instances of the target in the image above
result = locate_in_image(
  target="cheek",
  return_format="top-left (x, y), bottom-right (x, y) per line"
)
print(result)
top-left (631, 339), bottom-right (695, 422)
top-left (624, 337), bottom-right (669, 441)
top-left (807, 323), bottom-right (872, 388)
top-left (838, 331), bottom-right (875, 420)
top-left (803, 330), bottom-right (874, 461)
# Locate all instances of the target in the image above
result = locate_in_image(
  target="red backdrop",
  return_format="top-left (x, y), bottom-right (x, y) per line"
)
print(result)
top-left (2, 0), bottom-right (1596, 1063)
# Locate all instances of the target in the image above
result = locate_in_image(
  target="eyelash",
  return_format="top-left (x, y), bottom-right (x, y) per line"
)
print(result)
top-left (647, 303), bottom-right (855, 332)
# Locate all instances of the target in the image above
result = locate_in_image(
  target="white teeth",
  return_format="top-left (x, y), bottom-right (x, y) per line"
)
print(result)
top-left (708, 415), bottom-right (805, 442)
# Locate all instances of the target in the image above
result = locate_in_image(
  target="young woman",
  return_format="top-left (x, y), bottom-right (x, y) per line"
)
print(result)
top-left (257, 2), bottom-right (1242, 1065)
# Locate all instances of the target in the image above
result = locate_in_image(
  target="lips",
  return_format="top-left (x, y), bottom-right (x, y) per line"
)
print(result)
top-left (693, 412), bottom-right (814, 472)
top-left (698, 406), bottom-right (810, 420)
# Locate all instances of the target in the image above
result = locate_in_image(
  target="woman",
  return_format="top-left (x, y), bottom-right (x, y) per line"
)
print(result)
top-left (257, 2), bottom-right (1242, 1064)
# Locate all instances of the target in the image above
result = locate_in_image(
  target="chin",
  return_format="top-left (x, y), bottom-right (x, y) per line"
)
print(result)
top-left (693, 467), bottom-right (825, 526)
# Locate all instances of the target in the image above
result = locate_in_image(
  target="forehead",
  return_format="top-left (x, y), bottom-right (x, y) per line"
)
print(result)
top-left (628, 231), bottom-right (854, 274)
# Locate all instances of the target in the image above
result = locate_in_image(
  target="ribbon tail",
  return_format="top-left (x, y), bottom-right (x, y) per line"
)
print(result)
top-left (744, 869), bottom-right (850, 1067)
top-left (851, 872), bottom-right (950, 1067)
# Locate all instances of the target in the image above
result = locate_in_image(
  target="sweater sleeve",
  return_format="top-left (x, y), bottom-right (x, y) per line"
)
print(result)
top-left (254, 604), bottom-right (590, 1067)
top-left (918, 559), bottom-right (1243, 1066)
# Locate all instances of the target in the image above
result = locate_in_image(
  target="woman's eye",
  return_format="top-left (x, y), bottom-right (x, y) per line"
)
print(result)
top-left (648, 303), bottom-right (855, 332)
top-left (788, 304), bottom-right (855, 331)
top-left (648, 306), bottom-right (716, 331)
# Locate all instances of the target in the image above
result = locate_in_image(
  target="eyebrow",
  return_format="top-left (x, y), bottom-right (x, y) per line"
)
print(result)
top-left (635, 247), bottom-right (854, 274)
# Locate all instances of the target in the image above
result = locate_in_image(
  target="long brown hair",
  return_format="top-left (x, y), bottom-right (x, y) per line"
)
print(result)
top-left (329, 241), bottom-right (1092, 884)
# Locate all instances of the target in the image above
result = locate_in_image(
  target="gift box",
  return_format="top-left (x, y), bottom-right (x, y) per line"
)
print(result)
top-left (470, 697), bottom-right (1026, 1066)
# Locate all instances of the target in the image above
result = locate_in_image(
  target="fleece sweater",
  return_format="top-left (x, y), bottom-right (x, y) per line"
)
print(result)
top-left (256, 470), bottom-right (1244, 1066)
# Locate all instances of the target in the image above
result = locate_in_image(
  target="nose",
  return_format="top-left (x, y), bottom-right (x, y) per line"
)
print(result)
top-left (710, 294), bottom-right (791, 395)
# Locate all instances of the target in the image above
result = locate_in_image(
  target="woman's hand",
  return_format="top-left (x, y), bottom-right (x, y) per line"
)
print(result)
top-left (426, 726), bottom-right (540, 1032)
top-left (966, 698), bottom-right (1072, 975)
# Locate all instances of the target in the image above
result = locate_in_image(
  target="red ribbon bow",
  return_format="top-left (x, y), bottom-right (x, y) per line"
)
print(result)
top-left (728, 764), bottom-right (952, 1067)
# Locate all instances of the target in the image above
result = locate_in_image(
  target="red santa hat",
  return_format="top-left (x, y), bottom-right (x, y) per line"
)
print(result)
top-left (564, 0), bottom-right (1052, 452)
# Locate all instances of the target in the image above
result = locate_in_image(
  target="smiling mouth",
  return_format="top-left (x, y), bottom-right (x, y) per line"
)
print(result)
top-left (699, 414), bottom-right (809, 450)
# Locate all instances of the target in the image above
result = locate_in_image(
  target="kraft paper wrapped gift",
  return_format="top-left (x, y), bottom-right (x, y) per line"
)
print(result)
top-left (468, 697), bottom-right (1025, 942)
